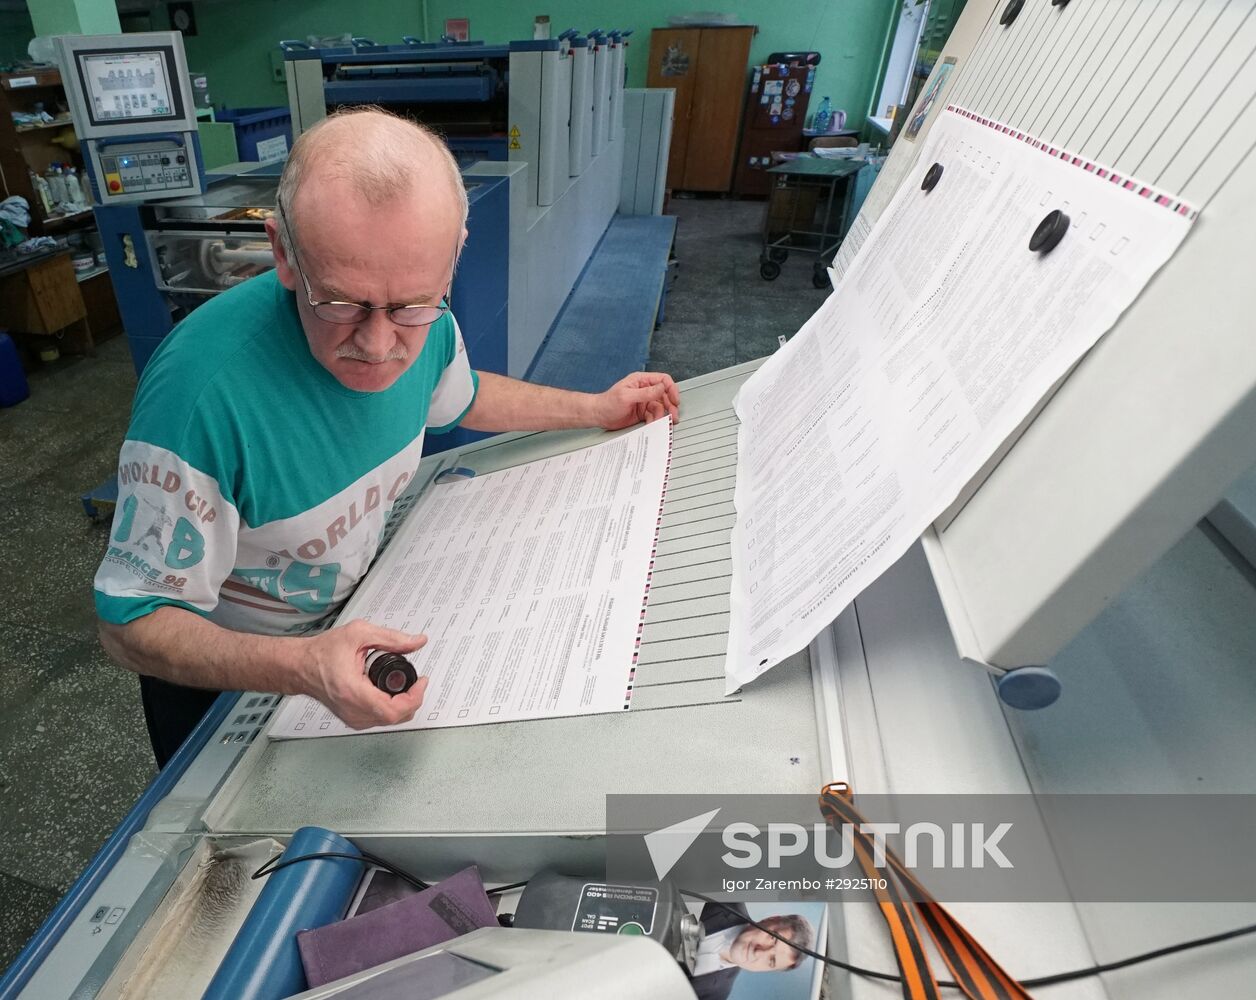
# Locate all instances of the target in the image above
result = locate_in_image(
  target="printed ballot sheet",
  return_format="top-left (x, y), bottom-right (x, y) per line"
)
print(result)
top-left (727, 106), bottom-right (1196, 691)
top-left (271, 418), bottom-right (672, 738)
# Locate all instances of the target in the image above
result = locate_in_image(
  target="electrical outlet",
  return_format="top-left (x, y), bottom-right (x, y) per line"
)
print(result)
top-left (269, 48), bottom-right (286, 84)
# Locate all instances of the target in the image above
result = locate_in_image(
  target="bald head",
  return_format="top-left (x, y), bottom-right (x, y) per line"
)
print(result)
top-left (275, 107), bottom-right (467, 257)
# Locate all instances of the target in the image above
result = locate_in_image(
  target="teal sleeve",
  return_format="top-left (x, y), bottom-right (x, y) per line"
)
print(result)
top-left (95, 590), bottom-right (213, 625)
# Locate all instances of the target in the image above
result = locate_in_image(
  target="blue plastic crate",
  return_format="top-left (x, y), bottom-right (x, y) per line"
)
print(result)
top-left (0, 330), bottom-right (30, 408)
top-left (216, 106), bottom-right (293, 162)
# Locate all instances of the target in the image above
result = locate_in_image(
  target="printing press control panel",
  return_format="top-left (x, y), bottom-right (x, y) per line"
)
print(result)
top-left (99, 144), bottom-right (195, 196)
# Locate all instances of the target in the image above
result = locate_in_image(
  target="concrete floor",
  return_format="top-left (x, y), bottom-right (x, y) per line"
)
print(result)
top-left (649, 197), bottom-right (831, 380)
top-left (0, 196), bottom-right (831, 971)
top-left (0, 333), bottom-right (152, 973)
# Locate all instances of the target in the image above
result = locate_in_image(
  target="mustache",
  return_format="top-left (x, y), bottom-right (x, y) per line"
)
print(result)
top-left (335, 344), bottom-right (409, 363)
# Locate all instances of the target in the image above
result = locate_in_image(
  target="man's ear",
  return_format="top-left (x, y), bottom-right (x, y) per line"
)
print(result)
top-left (266, 217), bottom-right (299, 292)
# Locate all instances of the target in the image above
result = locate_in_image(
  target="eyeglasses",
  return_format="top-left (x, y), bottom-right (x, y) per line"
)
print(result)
top-left (275, 195), bottom-right (452, 328)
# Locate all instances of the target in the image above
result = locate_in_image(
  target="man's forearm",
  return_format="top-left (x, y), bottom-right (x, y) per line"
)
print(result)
top-left (101, 609), bottom-right (433, 730)
top-left (99, 606), bottom-right (310, 694)
top-left (459, 371), bottom-right (601, 432)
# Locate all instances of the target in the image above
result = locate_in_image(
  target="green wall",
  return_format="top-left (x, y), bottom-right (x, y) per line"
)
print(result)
top-left (0, 9), bottom-right (36, 67)
top-left (27, 0), bottom-right (120, 37)
top-left (1, 4), bottom-right (143, 69)
top-left (425, 1), bottom-right (895, 127)
top-left (170, 0), bottom-right (430, 111)
top-left (170, 0), bottom-right (896, 128)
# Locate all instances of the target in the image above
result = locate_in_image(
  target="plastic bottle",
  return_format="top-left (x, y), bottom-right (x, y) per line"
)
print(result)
top-left (64, 165), bottom-right (80, 205)
top-left (46, 166), bottom-right (68, 207)
top-left (61, 165), bottom-right (81, 209)
top-left (29, 170), bottom-right (54, 216)
top-left (63, 166), bottom-right (82, 208)
top-left (813, 96), bottom-right (832, 134)
top-left (77, 169), bottom-right (94, 206)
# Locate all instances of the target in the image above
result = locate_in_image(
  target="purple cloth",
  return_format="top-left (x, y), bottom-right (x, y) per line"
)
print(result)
top-left (298, 865), bottom-right (498, 987)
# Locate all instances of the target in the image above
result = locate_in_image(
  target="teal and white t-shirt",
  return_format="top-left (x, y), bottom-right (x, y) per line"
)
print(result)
top-left (94, 270), bottom-right (478, 635)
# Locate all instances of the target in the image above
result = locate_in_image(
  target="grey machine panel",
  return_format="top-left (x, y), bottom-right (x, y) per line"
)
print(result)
top-left (286, 927), bottom-right (696, 1000)
top-left (204, 362), bottom-right (831, 876)
top-left (825, 530), bottom-right (1256, 1000)
top-left (53, 32), bottom-right (205, 204)
top-left (855, 0), bottom-right (1256, 674)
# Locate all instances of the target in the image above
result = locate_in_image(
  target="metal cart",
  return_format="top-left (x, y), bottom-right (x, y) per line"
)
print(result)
top-left (760, 157), bottom-right (863, 287)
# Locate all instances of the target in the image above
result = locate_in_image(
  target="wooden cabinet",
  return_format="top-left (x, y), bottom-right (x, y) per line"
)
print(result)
top-left (0, 252), bottom-right (94, 356)
top-left (647, 25), bottom-right (755, 193)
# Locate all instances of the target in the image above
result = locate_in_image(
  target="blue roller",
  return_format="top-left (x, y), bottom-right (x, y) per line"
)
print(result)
top-left (202, 826), bottom-right (364, 1000)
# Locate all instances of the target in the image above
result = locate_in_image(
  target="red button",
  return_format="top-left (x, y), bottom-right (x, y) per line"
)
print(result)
top-left (108, 180), bottom-right (121, 192)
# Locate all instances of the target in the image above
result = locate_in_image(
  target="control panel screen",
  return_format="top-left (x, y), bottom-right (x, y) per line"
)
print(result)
top-left (76, 48), bottom-right (182, 127)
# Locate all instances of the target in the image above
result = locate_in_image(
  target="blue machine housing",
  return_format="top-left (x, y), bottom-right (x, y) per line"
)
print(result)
top-left (82, 131), bottom-right (211, 372)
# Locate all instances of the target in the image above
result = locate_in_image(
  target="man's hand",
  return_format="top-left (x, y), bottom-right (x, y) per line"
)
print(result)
top-left (462, 370), bottom-right (681, 433)
top-left (304, 619), bottom-right (429, 729)
top-left (594, 372), bottom-right (681, 431)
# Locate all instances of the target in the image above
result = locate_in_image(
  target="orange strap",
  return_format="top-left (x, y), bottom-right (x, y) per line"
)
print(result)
top-left (819, 783), bottom-right (1034, 1000)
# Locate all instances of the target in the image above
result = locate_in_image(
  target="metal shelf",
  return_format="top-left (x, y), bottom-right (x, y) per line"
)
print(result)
top-left (13, 116), bottom-right (74, 132)
top-left (41, 207), bottom-right (93, 226)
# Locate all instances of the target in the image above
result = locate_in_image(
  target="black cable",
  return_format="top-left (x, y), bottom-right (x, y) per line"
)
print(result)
top-left (1022, 920), bottom-right (1256, 988)
top-left (486, 880), bottom-right (530, 897)
top-left (680, 889), bottom-right (1256, 991)
top-left (251, 850), bottom-right (534, 898)
top-left (252, 850), bottom-right (429, 891)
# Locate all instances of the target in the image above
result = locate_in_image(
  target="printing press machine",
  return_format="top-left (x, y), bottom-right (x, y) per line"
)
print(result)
top-left (9, 1), bottom-right (1256, 997)
top-left (281, 30), bottom-right (629, 191)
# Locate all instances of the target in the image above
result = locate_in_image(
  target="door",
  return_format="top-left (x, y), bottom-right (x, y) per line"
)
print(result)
top-left (682, 26), bottom-right (754, 192)
top-left (647, 28), bottom-right (701, 190)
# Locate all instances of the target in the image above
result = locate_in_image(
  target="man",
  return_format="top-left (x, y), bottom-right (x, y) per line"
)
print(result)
top-left (94, 108), bottom-right (679, 766)
top-left (690, 901), bottom-right (814, 1000)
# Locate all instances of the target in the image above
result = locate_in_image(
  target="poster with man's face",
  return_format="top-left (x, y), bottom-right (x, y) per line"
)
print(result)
top-left (689, 901), bottom-right (827, 1000)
